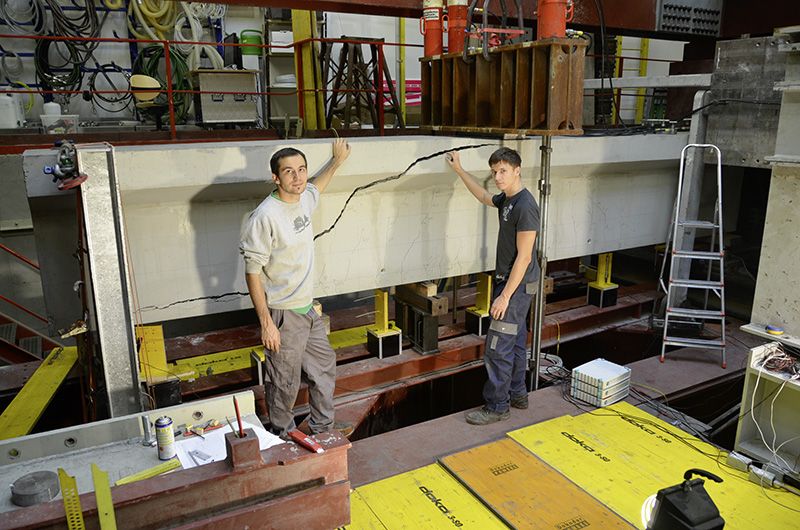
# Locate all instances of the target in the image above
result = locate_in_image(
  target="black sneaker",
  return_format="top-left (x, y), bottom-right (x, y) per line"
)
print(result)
top-left (510, 394), bottom-right (529, 409)
top-left (465, 406), bottom-right (510, 425)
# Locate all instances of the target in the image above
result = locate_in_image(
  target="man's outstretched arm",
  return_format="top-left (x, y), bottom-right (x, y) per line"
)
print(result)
top-left (311, 138), bottom-right (351, 193)
top-left (446, 150), bottom-right (494, 207)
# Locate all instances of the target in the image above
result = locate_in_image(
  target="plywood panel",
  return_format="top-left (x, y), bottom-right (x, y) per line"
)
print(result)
top-left (354, 463), bottom-right (506, 529)
top-left (509, 402), bottom-right (800, 529)
top-left (440, 438), bottom-right (633, 529)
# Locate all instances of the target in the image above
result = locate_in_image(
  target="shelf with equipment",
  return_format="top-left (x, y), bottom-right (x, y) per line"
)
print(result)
top-left (263, 10), bottom-right (324, 130)
top-left (734, 342), bottom-right (800, 480)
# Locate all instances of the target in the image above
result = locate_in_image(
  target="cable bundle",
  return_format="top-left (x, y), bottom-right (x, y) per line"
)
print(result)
top-left (45, 0), bottom-right (101, 61)
top-left (132, 44), bottom-right (192, 122)
top-left (0, 0), bottom-right (47, 34)
top-left (86, 63), bottom-right (132, 113)
top-left (34, 37), bottom-right (83, 94)
top-left (127, 0), bottom-right (178, 40)
top-left (183, 2), bottom-right (226, 20)
top-left (174, 1), bottom-right (224, 71)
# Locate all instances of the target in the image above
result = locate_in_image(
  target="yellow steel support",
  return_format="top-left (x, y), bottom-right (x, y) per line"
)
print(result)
top-left (398, 18), bottom-right (406, 122)
top-left (373, 289), bottom-right (390, 334)
top-left (612, 35), bottom-right (623, 124)
top-left (136, 325), bottom-right (168, 384)
top-left (172, 346), bottom-right (265, 379)
top-left (589, 253), bottom-right (618, 290)
top-left (0, 346), bottom-right (78, 440)
top-left (59, 468), bottom-right (85, 530)
top-left (91, 464), bottom-right (117, 530)
top-left (292, 10), bottom-right (325, 129)
top-left (635, 38), bottom-right (650, 124)
top-left (473, 273), bottom-right (492, 314)
top-left (329, 322), bottom-right (396, 349)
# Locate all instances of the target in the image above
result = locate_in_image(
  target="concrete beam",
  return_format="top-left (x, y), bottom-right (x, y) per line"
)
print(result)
top-left (583, 73), bottom-right (712, 90)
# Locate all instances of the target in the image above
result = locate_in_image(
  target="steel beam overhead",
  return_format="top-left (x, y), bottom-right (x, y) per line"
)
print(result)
top-left (215, 1), bottom-right (658, 33)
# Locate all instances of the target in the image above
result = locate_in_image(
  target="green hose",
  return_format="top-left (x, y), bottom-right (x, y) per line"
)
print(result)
top-left (132, 45), bottom-right (193, 123)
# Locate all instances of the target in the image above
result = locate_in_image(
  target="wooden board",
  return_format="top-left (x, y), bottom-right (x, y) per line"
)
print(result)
top-left (440, 437), bottom-right (633, 529)
top-left (353, 463), bottom-right (506, 529)
top-left (345, 490), bottom-right (389, 530)
top-left (508, 401), bottom-right (800, 529)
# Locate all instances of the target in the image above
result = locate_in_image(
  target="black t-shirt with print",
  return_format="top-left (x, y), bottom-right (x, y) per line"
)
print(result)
top-left (491, 188), bottom-right (540, 284)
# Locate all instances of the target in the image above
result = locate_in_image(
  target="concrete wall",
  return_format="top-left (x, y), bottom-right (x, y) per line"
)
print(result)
top-left (23, 134), bottom-right (686, 325)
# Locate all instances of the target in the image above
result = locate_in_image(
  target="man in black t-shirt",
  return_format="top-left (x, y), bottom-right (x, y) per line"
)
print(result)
top-left (446, 147), bottom-right (540, 425)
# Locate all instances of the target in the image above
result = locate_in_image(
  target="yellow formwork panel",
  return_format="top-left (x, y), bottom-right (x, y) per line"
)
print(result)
top-left (0, 346), bottom-right (78, 440)
top-left (508, 401), bottom-right (800, 529)
top-left (345, 490), bottom-right (388, 530)
top-left (440, 438), bottom-right (633, 529)
top-left (354, 463), bottom-right (506, 529)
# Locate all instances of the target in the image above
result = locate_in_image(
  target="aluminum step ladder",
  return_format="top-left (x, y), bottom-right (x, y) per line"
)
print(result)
top-left (661, 144), bottom-right (726, 368)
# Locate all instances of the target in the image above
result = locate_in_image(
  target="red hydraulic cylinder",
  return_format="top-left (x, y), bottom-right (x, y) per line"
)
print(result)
top-left (446, 0), bottom-right (468, 54)
top-left (537, 0), bottom-right (568, 39)
top-left (421, 0), bottom-right (444, 56)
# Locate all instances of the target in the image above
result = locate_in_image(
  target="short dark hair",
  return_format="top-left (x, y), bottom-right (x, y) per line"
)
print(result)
top-left (488, 147), bottom-right (522, 168)
top-left (270, 147), bottom-right (307, 176)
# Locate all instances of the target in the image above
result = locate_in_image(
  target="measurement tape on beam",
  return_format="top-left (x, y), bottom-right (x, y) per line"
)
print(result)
top-left (115, 458), bottom-right (182, 486)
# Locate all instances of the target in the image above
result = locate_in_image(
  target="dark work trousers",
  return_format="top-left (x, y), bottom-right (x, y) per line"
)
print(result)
top-left (264, 308), bottom-right (336, 436)
top-left (483, 279), bottom-right (535, 413)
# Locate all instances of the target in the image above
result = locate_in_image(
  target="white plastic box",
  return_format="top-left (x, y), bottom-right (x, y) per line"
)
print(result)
top-left (42, 114), bottom-right (79, 134)
top-left (570, 358), bottom-right (631, 407)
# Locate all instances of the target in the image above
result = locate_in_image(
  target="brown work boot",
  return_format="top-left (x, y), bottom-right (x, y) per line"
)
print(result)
top-left (334, 421), bottom-right (354, 438)
top-left (510, 394), bottom-right (529, 409)
top-left (465, 406), bottom-right (510, 425)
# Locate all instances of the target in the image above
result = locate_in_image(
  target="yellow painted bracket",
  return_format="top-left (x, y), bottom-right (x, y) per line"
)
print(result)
top-left (0, 347), bottom-right (78, 440)
top-left (58, 468), bottom-right (85, 530)
top-left (91, 464), bottom-right (117, 530)
top-left (115, 458), bottom-right (182, 486)
top-left (469, 273), bottom-right (492, 315)
top-left (588, 253), bottom-right (618, 290)
top-left (136, 325), bottom-right (168, 384)
top-left (329, 322), bottom-right (396, 350)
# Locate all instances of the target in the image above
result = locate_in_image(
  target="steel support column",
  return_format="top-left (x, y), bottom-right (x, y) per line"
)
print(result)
top-left (530, 135), bottom-right (551, 391)
top-left (77, 145), bottom-right (142, 417)
top-left (672, 89), bottom-right (710, 306)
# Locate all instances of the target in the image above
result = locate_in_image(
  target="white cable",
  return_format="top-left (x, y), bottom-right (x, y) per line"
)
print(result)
top-left (176, 2), bottom-right (224, 71)
top-left (1, 51), bottom-right (24, 79)
top-left (0, 0), bottom-right (47, 35)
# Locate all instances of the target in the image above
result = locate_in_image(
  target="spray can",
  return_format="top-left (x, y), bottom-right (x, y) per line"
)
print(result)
top-left (155, 416), bottom-right (176, 460)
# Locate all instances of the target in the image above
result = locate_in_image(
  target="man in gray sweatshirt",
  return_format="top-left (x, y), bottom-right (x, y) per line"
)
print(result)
top-left (240, 139), bottom-right (351, 436)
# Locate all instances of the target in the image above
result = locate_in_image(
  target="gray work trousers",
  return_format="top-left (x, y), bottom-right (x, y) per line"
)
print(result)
top-left (265, 307), bottom-right (336, 436)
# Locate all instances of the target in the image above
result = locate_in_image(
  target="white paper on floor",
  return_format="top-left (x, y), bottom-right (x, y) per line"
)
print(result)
top-left (175, 421), bottom-right (283, 469)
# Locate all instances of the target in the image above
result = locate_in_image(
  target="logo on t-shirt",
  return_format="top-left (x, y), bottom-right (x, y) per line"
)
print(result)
top-left (502, 203), bottom-right (514, 222)
top-left (293, 215), bottom-right (311, 233)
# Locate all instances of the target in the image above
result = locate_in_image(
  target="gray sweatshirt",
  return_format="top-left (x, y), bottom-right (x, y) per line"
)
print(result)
top-left (240, 183), bottom-right (319, 310)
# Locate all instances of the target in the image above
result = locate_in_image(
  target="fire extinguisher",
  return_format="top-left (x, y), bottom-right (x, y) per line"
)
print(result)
top-left (447, 0), bottom-right (469, 54)
top-left (421, 0), bottom-right (444, 57)
top-left (537, 0), bottom-right (573, 40)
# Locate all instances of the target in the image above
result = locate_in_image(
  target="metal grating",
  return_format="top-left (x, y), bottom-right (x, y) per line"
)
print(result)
top-left (19, 336), bottom-right (43, 357)
top-left (0, 322), bottom-right (17, 343)
top-left (657, 0), bottom-right (723, 37)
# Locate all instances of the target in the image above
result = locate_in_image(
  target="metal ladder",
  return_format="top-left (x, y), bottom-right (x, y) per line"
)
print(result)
top-left (661, 144), bottom-right (726, 368)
